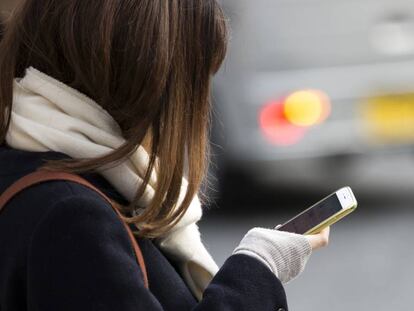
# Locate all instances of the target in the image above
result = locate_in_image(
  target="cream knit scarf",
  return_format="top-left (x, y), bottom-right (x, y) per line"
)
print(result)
top-left (6, 67), bottom-right (218, 300)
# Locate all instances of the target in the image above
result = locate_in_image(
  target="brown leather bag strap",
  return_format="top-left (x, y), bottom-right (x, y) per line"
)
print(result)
top-left (0, 169), bottom-right (149, 289)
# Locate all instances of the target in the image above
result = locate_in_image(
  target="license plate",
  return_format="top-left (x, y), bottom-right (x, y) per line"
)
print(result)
top-left (361, 93), bottom-right (414, 144)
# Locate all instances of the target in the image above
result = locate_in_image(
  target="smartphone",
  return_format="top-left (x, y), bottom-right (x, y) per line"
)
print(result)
top-left (277, 187), bottom-right (357, 235)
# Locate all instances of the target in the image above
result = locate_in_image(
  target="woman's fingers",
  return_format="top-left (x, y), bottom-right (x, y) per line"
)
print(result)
top-left (275, 224), bottom-right (330, 251)
top-left (305, 226), bottom-right (330, 251)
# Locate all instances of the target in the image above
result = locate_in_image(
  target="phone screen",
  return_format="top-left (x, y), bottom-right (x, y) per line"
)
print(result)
top-left (278, 193), bottom-right (343, 234)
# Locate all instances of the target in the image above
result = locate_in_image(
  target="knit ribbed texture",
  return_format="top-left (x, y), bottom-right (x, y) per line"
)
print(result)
top-left (233, 228), bottom-right (312, 284)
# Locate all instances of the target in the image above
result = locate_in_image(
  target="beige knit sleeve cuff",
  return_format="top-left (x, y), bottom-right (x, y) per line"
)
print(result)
top-left (233, 227), bottom-right (312, 284)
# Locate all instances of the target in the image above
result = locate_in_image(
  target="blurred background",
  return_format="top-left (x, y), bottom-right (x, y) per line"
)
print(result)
top-left (201, 1), bottom-right (414, 310)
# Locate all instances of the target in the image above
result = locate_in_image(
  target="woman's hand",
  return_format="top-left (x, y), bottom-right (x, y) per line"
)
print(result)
top-left (305, 226), bottom-right (330, 251)
top-left (233, 226), bottom-right (331, 284)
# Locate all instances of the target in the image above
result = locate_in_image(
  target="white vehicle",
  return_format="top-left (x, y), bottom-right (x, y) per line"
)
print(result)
top-left (212, 0), bottom-right (414, 201)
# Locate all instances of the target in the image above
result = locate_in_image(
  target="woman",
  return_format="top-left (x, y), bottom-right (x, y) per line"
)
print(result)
top-left (0, 1), bottom-right (329, 310)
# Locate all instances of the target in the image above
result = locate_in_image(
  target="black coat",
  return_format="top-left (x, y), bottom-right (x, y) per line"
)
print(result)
top-left (0, 144), bottom-right (289, 311)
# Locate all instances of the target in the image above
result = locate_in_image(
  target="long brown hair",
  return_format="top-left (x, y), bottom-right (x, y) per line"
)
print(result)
top-left (0, 0), bottom-right (228, 238)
